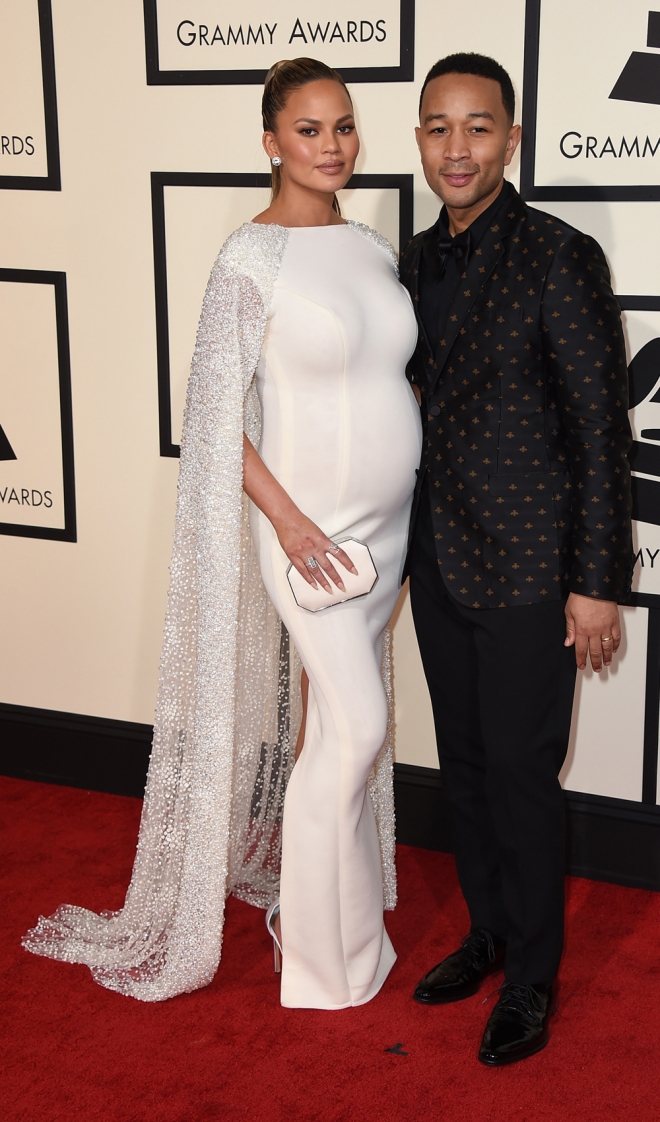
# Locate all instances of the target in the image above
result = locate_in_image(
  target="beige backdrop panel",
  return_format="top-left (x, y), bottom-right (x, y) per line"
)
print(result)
top-left (2, 0), bottom-right (653, 805)
top-left (0, 1), bottom-right (49, 178)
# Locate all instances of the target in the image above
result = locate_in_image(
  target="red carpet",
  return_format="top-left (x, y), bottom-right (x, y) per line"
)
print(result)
top-left (2, 775), bottom-right (660, 1121)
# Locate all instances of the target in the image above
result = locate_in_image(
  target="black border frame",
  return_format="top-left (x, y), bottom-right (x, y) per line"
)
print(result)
top-left (619, 296), bottom-right (660, 802)
top-left (143, 0), bottom-right (415, 85)
top-left (0, 0), bottom-right (61, 192)
top-left (0, 268), bottom-right (76, 542)
top-left (521, 0), bottom-right (660, 202)
top-left (622, 292), bottom-right (660, 612)
top-left (151, 170), bottom-right (414, 457)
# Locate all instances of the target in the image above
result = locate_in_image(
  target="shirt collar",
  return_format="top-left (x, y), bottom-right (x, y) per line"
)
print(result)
top-left (437, 178), bottom-right (515, 248)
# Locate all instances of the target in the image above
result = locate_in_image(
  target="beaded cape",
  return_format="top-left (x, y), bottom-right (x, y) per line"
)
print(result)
top-left (23, 221), bottom-right (398, 1002)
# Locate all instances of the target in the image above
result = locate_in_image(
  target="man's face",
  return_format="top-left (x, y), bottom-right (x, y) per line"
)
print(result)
top-left (415, 72), bottom-right (521, 210)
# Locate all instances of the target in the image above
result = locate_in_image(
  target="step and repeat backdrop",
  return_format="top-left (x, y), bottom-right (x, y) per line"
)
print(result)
top-left (1, 0), bottom-right (660, 807)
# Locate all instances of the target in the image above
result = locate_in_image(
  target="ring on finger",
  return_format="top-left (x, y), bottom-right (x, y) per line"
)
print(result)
top-left (601, 635), bottom-right (614, 644)
top-left (306, 557), bottom-right (319, 570)
top-left (328, 543), bottom-right (341, 554)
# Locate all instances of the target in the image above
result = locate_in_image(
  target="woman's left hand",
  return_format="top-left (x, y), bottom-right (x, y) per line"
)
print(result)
top-left (273, 510), bottom-right (357, 593)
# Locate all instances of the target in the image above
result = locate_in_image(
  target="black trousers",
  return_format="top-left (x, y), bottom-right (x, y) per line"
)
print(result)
top-left (408, 487), bottom-right (577, 984)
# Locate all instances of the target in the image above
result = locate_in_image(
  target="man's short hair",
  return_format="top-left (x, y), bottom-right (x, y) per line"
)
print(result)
top-left (419, 53), bottom-right (515, 122)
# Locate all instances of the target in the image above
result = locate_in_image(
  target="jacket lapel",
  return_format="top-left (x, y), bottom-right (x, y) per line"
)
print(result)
top-left (407, 235), bottom-right (434, 361)
top-left (428, 190), bottom-right (527, 397)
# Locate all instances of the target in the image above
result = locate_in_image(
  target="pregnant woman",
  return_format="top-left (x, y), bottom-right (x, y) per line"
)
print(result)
top-left (24, 58), bottom-right (422, 1009)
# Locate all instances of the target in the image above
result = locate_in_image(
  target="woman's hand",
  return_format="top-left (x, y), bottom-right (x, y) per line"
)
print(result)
top-left (273, 510), bottom-right (357, 592)
top-left (242, 434), bottom-right (357, 593)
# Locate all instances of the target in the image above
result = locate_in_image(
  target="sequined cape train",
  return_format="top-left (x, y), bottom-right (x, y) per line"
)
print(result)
top-left (22, 221), bottom-right (398, 1002)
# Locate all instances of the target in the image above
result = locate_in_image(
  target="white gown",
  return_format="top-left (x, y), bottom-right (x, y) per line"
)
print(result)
top-left (249, 224), bottom-right (422, 1009)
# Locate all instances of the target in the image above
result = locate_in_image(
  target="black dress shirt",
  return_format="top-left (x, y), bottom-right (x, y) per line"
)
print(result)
top-left (419, 179), bottom-right (515, 361)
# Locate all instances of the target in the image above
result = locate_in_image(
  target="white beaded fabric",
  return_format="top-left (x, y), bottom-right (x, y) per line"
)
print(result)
top-left (22, 221), bottom-right (398, 1002)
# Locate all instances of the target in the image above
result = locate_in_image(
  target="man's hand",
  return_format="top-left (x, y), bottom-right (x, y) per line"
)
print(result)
top-left (564, 592), bottom-right (621, 672)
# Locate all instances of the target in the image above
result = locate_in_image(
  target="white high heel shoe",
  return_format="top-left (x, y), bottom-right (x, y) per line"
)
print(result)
top-left (265, 900), bottom-right (282, 974)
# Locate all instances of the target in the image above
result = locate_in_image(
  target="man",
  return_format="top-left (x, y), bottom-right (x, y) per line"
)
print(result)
top-left (400, 53), bottom-right (632, 1066)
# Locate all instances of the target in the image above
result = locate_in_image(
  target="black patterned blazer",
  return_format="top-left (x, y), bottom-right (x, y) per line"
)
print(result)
top-left (400, 186), bottom-right (633, 609)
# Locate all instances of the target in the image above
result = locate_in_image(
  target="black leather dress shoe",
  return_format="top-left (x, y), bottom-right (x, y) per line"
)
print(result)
top-left (478, 981), bottom-right (556, 1066)
top-left (413, 929), bottom-right (506, 1005)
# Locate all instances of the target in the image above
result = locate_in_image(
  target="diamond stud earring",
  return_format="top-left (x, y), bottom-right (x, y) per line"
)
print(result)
top-left (271, 156), bottom-right (282, 166)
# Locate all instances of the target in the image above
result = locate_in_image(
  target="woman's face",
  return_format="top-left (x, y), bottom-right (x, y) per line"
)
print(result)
top-left (264, 79), bottom-right (359, 195)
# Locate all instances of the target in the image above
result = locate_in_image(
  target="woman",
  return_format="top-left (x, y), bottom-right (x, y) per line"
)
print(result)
top-left (24, 58), bottom-right (422, 1009)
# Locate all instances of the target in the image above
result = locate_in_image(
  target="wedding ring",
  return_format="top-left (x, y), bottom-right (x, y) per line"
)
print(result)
top-left (602, 636), bottom-right (613, 644)
top-left (306, 557), bottom-right (319, 570)
top-left (328, 543), bottom-right (341, 554)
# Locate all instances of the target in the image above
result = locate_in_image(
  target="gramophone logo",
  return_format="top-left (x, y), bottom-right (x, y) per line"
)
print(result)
top-left (610, 10), bottom-right (660, 104)
top-left (629, 337), bottom-right (660, 525)
top-left (626, 324), bottom-right (660, 600)
top-left (0, 422), bottom-right (16, 461)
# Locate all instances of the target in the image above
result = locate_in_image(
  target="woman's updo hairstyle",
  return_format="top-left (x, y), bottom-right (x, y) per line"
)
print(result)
top-left (262, 57), bottom-right (352, 213)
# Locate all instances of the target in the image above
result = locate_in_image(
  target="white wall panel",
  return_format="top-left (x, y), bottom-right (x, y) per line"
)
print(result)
top-left (562, 606), bottom-right (648, 801)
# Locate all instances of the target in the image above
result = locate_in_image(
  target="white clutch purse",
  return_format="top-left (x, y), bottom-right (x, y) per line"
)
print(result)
top-left (286, 537), bottom-right (379, 613)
